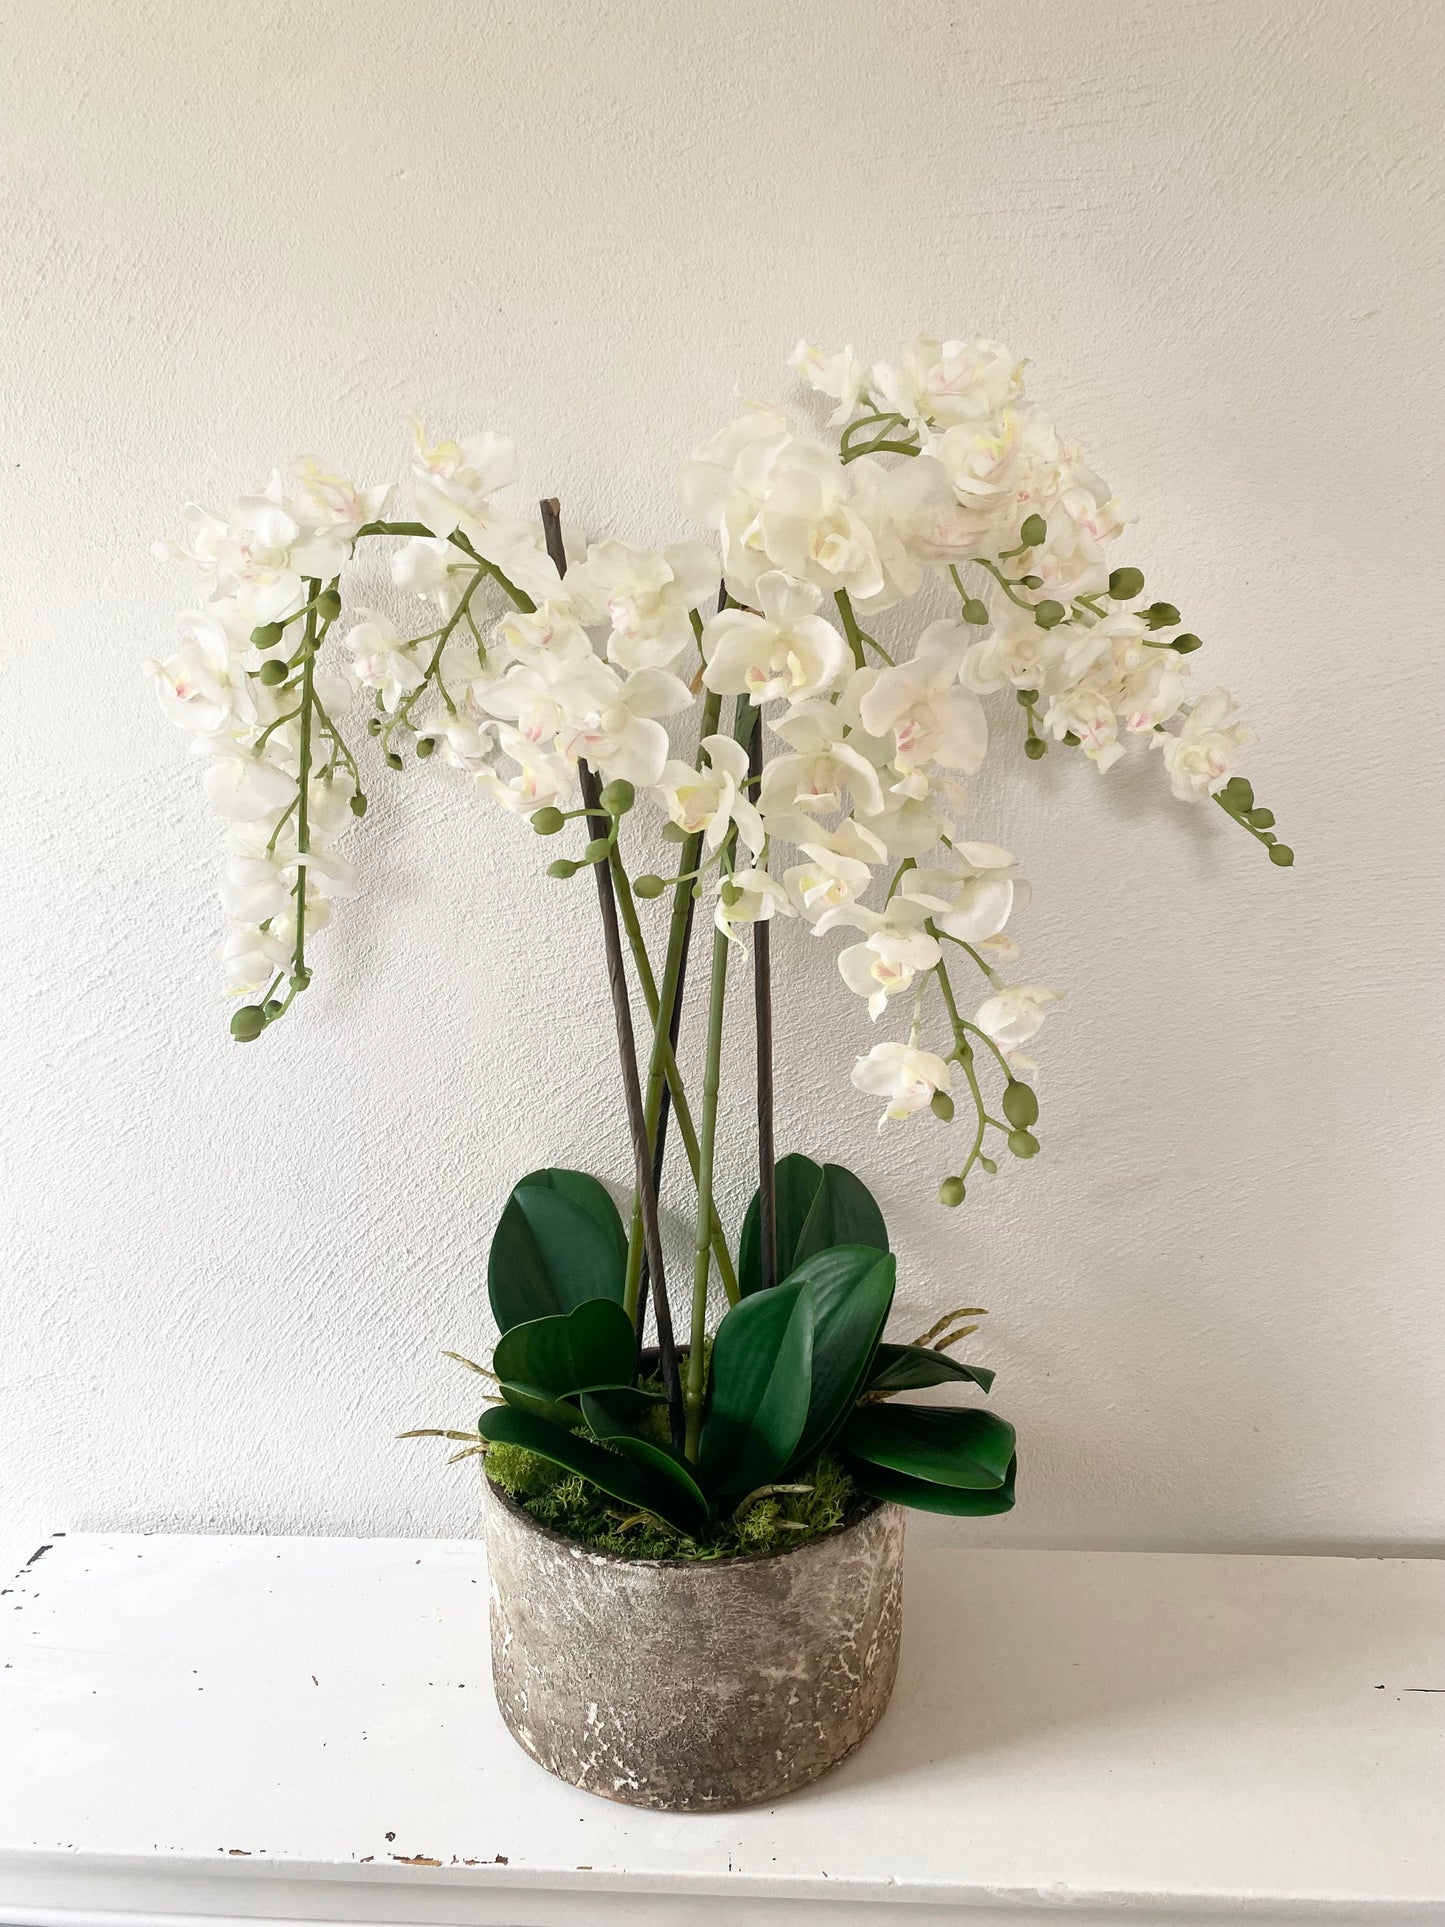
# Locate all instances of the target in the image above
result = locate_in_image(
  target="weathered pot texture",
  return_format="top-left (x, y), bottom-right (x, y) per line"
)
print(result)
top-left (484, 1479), bottom-right (905, 1811)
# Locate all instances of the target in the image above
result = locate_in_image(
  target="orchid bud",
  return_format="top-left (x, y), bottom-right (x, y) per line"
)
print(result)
top-left (251, 622), bottom-right (285, 648)
top-left (1108, 567), bottom-right (1144, 600)
top-left (599, 779), bottom-right (635, 815)
top-left (1015, 688), bottom-right (1038, 707)
top-left (1024, 736), bottom-right (1047, 761)
top-left (1222, 776), bottom-right (1254, 811)
top-left (546, 859), bottom-right (579, 879)
top-left (1002, 1081), bottom-right (1039, 1129)
top-left (349, 793), bottom-right (368, 818)
top-left (633, 874), bottom-right (666, 900)
top-left (531, 807), bottom-right (566, 836)
top-left (581, 836), bottom-right (611, 863)
top-left (1246, 808), bottom-right (1275, 829)
top-left (366, 717), bottom-right (382, 736)
top-left (415, 736), bottom-right (436, 759)
top-left (1062, 730), bottom-right (1081, 747)
top-left (1143, 601), bottom-right (1180, 630)
top-left (1172, 633), bottom-right (1203, 653)
top-left (978, 1155), bottom-right (998, 1175)
top-left (262, 999), bottom-right (283, 1020)
top-left (930, 1090), bottom-right (955, 1122)
top-left (257, 659), bottom-right (289, 686)
top-left (1019, 573), bottom-right (1043, 589)
top-left (230, 1006), bottom-right (266, 1042)
top-left (1007, 1128), bottom-right (1040, 1159)
top-left (937, 1176), bottom-right (966, 1207)
top-left (660, 821), bottom-right (689, 843)
top-left (962, 597), bottom-right (990, 625)
top-left (1020, 512), bottom-right (1047, 548)
top-left (384, 751), bottom-right (403, 771)
top-left (1034, 600), bottom-right (1066, 630)
top-left (1269, 843), bottom-right (1295, 866)
top-left (315, 588), bottom-right (341, 621)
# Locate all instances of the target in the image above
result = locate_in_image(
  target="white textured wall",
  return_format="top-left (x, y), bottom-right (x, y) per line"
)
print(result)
top-left (2, 0), bottom-right (1441, 1553)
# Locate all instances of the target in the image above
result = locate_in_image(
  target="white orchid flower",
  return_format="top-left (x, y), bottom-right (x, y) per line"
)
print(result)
top-left (714, 866), bottom-right (793, 944)
top-left (557, 664), bottom-right (693, 788)
top-left (760, 700), bottom-right (886, 823)
top-left (678, 406), bottom-right (794, 597)
top-left (1043, 683), bottom-right (1124, 772)
top-left (201, 747), bottom-right (297, 823)
top-left (391, 536), bottom-right (479, 616)
top-left (701, 571), bottom-right (852, 706)
top-left (408, 423), bottom-right (518, 542)
top-left (851, 1041), bottom-right (953, 1129)
top-left (901, 844), bottom-right (1026, 944)
top-left (789, 341), bottom-right (870, 426)
top-left (492, 602), bottom-right (595, 674)
top-left (568, 539), bottom-right (718, 672)
top-left (784, 838), bottom-right (875, 921)
top-left (219, 922), bottom-right (294, 994)
top-left (1158, 688), bottom-right (1254, 800)
top-left (873, 335), bottom-right (1023, 431)
top-left (855, 783), bottom-right (953, 858)
top-left (144, 607), bottom-right (255, 736)
top-left (654, 734), bottom-right (764, 856)
top-left (857, 621), bottom-right (988, 774)
top-left (345, 611), bottom-right (426, 713)
top-left (754, 442), bottom-right (885, 603)
top-left (476, 727), bottom-right (576, 817)
top-left (973, 984), bottom-right (1062, 1053)
top-left (960, 611), bottom-right (1067, 696)
top-left (925, 402), bottom-right (1062, 555)
top-left (815, 899), bottom-right (942, 1021)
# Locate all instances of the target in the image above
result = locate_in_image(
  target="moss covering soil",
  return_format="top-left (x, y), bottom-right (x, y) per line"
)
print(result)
top-left (484, 1439), bottom-right (862, 1561)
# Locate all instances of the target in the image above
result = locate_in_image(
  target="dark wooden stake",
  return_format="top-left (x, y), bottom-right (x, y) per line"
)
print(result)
top-left (538, 498), bottom-right (682, 1436)
top-left (748, 707), bottom-right (778, 1292)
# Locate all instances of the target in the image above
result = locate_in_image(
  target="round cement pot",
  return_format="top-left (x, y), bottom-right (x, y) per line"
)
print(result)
top-left (484, 1478), bottom-right (905, 1811)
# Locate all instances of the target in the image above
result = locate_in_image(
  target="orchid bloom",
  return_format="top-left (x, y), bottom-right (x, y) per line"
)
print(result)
top-left (857, 621), bottom-right (988, 775)
top-left (851, 1040), bottom-right (953, 1128)
top-left (568, 539), bottom-right (719, 672)
top-left (701, 571), bottom-right (852, 705)
top-left (654, 733), bottom-right (764, 856)
top-left (901, 844), bottom-right (1026, 945)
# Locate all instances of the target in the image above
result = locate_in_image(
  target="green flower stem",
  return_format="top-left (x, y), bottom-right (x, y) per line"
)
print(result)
top-left (290, 586), bottom-right (319, 990)
top-left (975, 557), bottom-right (1034, 611)
top-left (684, 910), bottom-right (732, 1460)
top-left (610, 841), bottom-right (738, 1307)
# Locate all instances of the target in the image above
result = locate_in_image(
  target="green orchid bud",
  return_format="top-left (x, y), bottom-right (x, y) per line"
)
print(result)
top-left (315, 588), bottom-right (342, 622)
top-left (1259, 830), bottom-right (1277, 845)
top-left (1269, 843), bottom-right (1295, 866)
top-left (1172, 632), bottom-right (1203, 653)
top-left (1019, 573), bottom-right (1043, 589)
top-left (978, 1155), bottom-right (998, 1175)
top-left (1002, 1080), bottom-right (1039, 1128)
top-left (290, 966), bottom-right (311, 991)
top-left (1034, 600), bottom-right (1066, 630)
top-left (1144, 601), bottom-right (1180, 630)
top-left (1015, 687), bottom-right (1038, 707)
top-left (349, 792), bottom-right (368, 818)
top-left (719, 882), bottom-right (744, 908)
top-left (1024, 736), bottom-right (1047, 760)
top-left (581, 836), bottom-right (611, 863)
top-left (546, 859), bottom-right (580, 880)
top-left (415, 736), bottom-right (436, 759)
top-left (1019, 512), bottom-right (1047, 548)
top-left (937, 1176), bottom-right (966, 1207)
top-left (660, 820), bottom-right (690, 843)
top-left (633, 874), bottom-right (667, 900)
top-left (257, 659), bottom-right (289, 686)
top-left (1062, 730), bottom-right (1081, 747)
top-left (930, 1089), bottom-right (955, 1123)
top-left (531, 806), bottom-right (566, 836)
top-left (1246, 807), bottom-right (1275, 829)
top-left (1108, 567), bottom-right (1144, 600)
top-left (1007, 1128), bottom-right (1040, 1159)
top-left (598, 778), bottom-right (636, 815)
top-left (229, 1005), bottom-right (267, 1042)
top-left (384, 751), bottom-right (403, 771)
top-left (962, 597), bottom-right (990, 625)
top-left (1222, 776), bottom-right (1254, 811)
top-left (366, 717), bottom-right (382, 737)
top-left (250, 621), bottom-right (285, 648)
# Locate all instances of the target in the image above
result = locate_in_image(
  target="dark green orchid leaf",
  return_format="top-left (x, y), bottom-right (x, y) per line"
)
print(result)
top-left (488, 1170), bottom-right (626, 1333)
top-left (698, 1279), bottom-right (815, 1504)
top-left (577, 1386), bottom-right (667, 1435)
top-left (479, 1405), bottom-right (705, 1534)
top-left (846, 1453), bottom-right (1018, 1516)
top-left (580, 1393), bottom-right (713, 1526)
top-left (492, 1298), bottom-right (638, 1401)
top-left (841, 1403), bottom-right (1016, 1490)
top-left (792, 1164), bottom-right (890, 1272)
top-left (866, 1343), bottom-right (996, 1396)
top-left (738, 1153), bottom-right (824, 1295)
top-left (785, 1247), bottom-right (896, 1468)
top-left (499, 1384), bottom-right (585, 1430)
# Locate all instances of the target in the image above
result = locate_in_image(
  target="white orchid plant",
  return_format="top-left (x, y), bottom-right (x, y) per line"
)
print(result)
top-left (147, 334), bottom-right (1289, 1535)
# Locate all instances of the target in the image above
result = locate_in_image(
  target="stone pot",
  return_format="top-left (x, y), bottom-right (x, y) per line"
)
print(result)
top-left (483, 1477), bottom-right (905, 1811)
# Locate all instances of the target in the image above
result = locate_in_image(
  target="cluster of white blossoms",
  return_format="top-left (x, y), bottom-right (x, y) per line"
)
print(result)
top-left (149, 339), bottom-right (1287, 1197)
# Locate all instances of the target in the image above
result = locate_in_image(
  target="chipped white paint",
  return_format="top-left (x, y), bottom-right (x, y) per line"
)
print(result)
top-left (1, 0), bottom-right (1443, 1555)
top-left (1, 1534), bottom-right (1443, 1923)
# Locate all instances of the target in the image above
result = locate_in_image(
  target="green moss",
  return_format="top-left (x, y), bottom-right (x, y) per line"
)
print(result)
top-left (484, 1444), bottom-right (861, 1561)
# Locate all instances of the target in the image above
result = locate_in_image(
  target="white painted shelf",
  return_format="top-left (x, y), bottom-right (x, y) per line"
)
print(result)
top-left (0, 1533), bottom-right (1441, 1926)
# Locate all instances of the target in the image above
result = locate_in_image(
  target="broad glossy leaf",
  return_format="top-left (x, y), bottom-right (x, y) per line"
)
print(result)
top-left (479, 1405), bottom-right (705, 1534)
top-left (493, 1298), bottom-right (638, 1401)
top-left (846, 1453), bottom-right (1018, 1516)
top-left (866, 1343), bottom-right (996, 1396)
top-left (785, 1247), bottom-right (896, 1467)
top-left (500, 1384), bottom-right (585, 1430)
top-left (792, 1164), bottom-right (889, 1272)
top-left (577, 1386), bottom-right (667, 1435)
top-left (841, 1403), bottom-right (1016, 1490)
top-left (580, 1393), bottom-right (712, 1526)
top-left (488, 1172), bottom-right (626, 1333)
top-left (698, 1280), bottom-right (815, 1503)
top-left (738, 1153), bottom-right (824, 1295)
